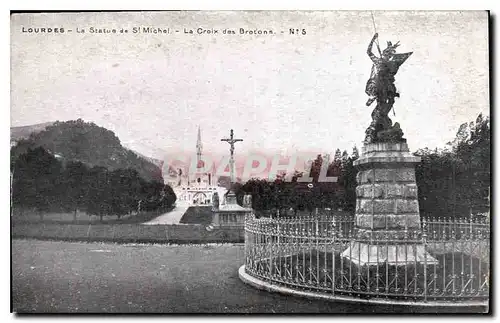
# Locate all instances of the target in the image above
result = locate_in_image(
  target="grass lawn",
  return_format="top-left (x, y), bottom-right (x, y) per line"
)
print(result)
top-left (179, 206), bottom-right (214, 225)
top-left (12, 239), bottom-right (486, 313)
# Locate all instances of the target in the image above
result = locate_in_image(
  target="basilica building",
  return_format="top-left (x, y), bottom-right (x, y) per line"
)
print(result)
top-left (168, 127), bottom-right (227, 206)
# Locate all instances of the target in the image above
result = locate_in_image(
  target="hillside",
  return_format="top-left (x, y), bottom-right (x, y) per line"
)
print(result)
top-left (11, 122), bottom-right (55, 143)
top-left (131, 149), bottom-right (164, 169)
top-left (10, 119), bottom-right (163, 183)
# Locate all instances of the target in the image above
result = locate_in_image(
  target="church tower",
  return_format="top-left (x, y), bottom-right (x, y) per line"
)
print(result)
top-left (196, 125), bottom-right (203, 168)
top-left (173, 125), bottom-right (224, 206)
top-left (193, 126), bottom-right (211, 187)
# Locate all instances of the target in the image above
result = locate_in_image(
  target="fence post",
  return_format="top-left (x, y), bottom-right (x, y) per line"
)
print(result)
top-left (315, 211), bottom-right (319, 287)
top-left (423, 217), bottom-right (428, 302)
top-left (332, 214), bottom-right (336, 294)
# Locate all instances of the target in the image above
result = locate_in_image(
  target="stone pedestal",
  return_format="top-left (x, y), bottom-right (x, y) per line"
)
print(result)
top-left (341, 142), bottom-right (438, 266)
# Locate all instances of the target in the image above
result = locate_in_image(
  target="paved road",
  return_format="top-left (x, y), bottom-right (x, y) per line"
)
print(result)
top-left (12, 239), bottom-right (486, 313)
top-left (142, 205), bottom-right (189, 225)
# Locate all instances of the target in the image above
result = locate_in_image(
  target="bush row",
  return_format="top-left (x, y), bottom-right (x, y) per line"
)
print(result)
top-left (12, 223), bottom-right (244, 244)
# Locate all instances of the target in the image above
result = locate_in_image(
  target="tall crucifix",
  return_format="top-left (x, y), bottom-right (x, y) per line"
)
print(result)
top-left (220, 129), bottom-right (243, 185)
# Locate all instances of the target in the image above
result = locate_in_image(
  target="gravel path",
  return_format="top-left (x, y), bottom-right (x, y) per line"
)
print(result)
top-left (11, 239), bottom-right (486, 313)
top-left (142, 205), bottom-right (189, 225)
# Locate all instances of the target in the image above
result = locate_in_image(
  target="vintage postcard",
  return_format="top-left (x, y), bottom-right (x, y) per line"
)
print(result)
top-left (10, 11), bottom-right (490, 313)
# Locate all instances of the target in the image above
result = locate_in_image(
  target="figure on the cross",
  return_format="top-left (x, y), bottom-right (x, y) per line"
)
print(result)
top-left (221, 129), bottom-right (243, 184)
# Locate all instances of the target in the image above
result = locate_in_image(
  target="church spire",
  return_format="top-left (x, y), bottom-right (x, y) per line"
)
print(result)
top-left (196, 126), bottom-right (203, 166)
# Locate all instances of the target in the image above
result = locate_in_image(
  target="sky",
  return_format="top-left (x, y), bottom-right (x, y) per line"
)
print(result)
top-left (11, 11), bottom-right (489, 160)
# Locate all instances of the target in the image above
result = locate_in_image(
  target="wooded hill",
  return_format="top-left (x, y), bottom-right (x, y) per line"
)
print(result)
top-left (11, 119), bottom-right (163, 183)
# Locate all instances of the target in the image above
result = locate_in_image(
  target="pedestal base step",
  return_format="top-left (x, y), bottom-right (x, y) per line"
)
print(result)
top-left (341, 241), bottom-right (438, 266)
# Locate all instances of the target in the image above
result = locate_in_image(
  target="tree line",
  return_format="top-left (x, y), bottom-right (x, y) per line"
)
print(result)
top-left (10, 114), bottom-right (489, 221)
top-left (11, 146), bottom-right (176, 221)
top-left (415, 113), bottom-right (490, 218)
top-left (231, 114), bottom-right (490, 220)
top-left (233, 146), bottom-right (360, 216)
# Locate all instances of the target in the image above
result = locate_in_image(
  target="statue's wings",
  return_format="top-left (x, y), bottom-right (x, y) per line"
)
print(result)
top-left (392, 52), bottom-right (413, 67)
top-left (388, 52), bottom-right (413, 75)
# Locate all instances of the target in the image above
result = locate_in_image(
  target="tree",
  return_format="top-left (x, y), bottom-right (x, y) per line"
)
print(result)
top-left (454, 113), bottom-right (490, 214)
top-left (63, 161), bottom-right (89, 221)
top-left (341, 156), bottom-right (357, 211)
top-left (86, 166), bottom-right (110, 222)
top-left (139, 180), bottom-right (176, 213)
top-left (352, 146), bottom-right (360, 161)
top-left (106, 168), bottom-right (147, 218)
top-left (309, 154), bottom-right (323, 182)
top-left (341, 150), bottom-right (349, 169)
top-left (240, 178), bottom-right (274, 211)
top-left (12, 147), bottom-right (63, 220)
top-left (334, 149), bottom-right (342, 163)
top-left (162, 184), bottom-right (177, 210)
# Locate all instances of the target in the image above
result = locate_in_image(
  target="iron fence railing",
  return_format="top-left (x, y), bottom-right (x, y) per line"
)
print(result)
top-left (244, 212), bottom-right (490, 304)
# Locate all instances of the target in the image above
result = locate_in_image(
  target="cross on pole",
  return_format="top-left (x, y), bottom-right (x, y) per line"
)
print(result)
top-left (221, 129), bottom-right (243, 184)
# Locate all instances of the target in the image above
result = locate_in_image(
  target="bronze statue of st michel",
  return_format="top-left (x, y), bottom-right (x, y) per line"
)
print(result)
top-left (364, 32), bottom-right (413, 144)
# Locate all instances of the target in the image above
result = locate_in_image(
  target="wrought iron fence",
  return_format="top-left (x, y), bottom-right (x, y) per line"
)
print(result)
top-left (244, 212), bottom-right (490, 305)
